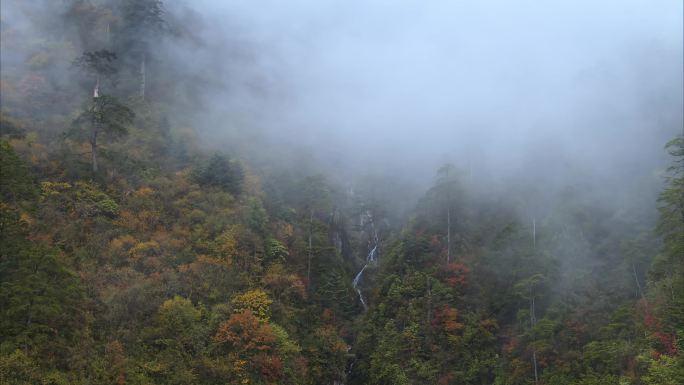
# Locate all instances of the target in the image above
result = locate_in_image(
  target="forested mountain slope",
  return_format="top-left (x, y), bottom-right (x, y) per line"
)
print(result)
top-left (1, 1), bottom-right (682, 385)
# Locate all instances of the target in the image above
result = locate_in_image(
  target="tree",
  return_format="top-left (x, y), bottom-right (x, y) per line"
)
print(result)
top-left (0, 113), bottom-right (26, 138)
top-left (63, 0), bottom-right (114, 50)
top-left (436, 163), bottom-right (457, 263)
top-left (643, 355), bottom-right (684, 385)
top-left (232, 289), bottom-right (273, 321)
top-left (143, 296), bottom-right (207, 385)
top-left (71, 94), bottom-right (134, 172)
top-left (0, 205), bottom-right (87, 370)
top-left (192, 154), bottom-right (244, 196)
top-left (73, 50), bottom-right (119, 98)
top-left (649, 135), bottom-right (684, 370)
top-left (514, 273), bottom-right (548, 385)
top-left (305, 323), bottom-right (348, 384)
top-left (296, 175), bottom-right (332, 286)
top-left (0, 141), bottom-right (37, 205)
top-left (117, 0), bottom-right (165, 99)
top-left (212, 310), bottom-right (282, 384)
top-left (653, 136), bottom-right (684, 303)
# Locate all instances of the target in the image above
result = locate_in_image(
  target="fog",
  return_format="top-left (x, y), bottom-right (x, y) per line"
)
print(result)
top-left (171, 0), bottom-right (682, 201)
top-left (2, 0), bottom-right (683, 208)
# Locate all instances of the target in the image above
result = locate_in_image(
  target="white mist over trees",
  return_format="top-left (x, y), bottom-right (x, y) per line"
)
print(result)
top-left (186, 0), bottom-right (682, 193)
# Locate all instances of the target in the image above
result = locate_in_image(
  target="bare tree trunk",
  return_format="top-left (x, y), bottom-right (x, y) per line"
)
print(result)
top-left (530, 290), bottom-right (538, 385)
top-left (632, 263), bottom-right (644, 299)
top-left (307, 209), bottom-right (313, 287)
top-left (91, 125), bottom-right (99, 172)
top-left (532, 217), bottom-right (536, 249)
top-left (24, 300), bottom-right (33, 355)
top-left (93, 76), bottom-right (100, 98)
top-left (140, 54), bottom-right (146, 100)
top-left (25, 301), bottom-right (32, 328)
top-left (446, 166), bottom-right (452, 264)
top-left (427, 277), bottom-right (432, 325)
top-left (447, 206), bottom-right (451, 263)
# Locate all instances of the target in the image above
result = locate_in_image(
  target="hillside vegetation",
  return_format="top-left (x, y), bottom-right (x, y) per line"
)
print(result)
top-left (1, 1), bottom-right (682, 384)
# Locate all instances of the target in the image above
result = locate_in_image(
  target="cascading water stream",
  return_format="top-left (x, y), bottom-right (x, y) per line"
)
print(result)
top-left (352, 265), bottom-right (368, 309)
top-left (343, 212), bottom-right (381, 384)
top-left (352, 212), bottom-right (379, 310)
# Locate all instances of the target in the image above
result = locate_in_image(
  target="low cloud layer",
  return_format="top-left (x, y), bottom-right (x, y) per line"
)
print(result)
top-left (3, 0), bottom-right (682, 207)
top-left (181, 0), bottom-right (681, 194)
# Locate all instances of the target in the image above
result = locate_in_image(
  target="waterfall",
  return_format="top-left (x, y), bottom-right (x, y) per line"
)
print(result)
top-left (352, 211), bottom-right (379, 310)
top-left (352, 265), bottom-right (368, 309)
top-left (352, 264), bottom-right (368, 288)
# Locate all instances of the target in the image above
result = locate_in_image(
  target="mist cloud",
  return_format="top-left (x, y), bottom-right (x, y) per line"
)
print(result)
top-left (178, 0), bottom-right (680, 193)
top-left (4, 0), bottom-right (682, 205)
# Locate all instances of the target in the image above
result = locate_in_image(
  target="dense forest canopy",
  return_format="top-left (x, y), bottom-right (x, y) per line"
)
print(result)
top-left (0, 1), bottom-right (682, 384)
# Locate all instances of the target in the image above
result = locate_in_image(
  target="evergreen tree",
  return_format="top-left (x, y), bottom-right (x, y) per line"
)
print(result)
top-left (70, 94), bottom-right (135, 172)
